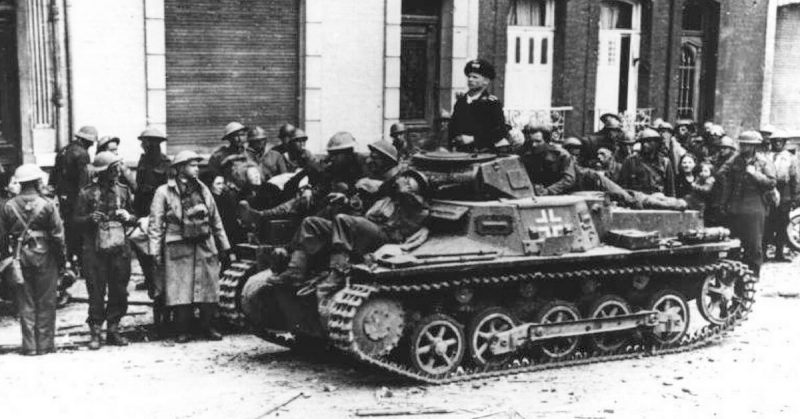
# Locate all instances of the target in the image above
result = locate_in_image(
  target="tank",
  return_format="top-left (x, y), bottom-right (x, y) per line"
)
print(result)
top-left (236, 152), bottom-right (757, 383)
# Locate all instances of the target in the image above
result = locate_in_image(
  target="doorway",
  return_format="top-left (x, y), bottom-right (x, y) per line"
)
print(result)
top-left (399, 0), bottom-right (441, 133)
top-left (0, 0), bottom-right (20, 169)
top-left (677, 0), bottom-right (718, 123)
top-left (594, 0), bottom-right (641, 129)
top-left (504, 0), bottom-right (555, 111)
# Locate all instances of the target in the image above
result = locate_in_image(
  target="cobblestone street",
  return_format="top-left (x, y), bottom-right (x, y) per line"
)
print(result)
top-left (1, 260), bottom-right (798, 419)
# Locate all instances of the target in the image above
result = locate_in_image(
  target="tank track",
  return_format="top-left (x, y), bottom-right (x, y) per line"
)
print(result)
top-left (327, 259), bottom-right (757, 384)
top-left (218, 261), bottom-right (258, 329)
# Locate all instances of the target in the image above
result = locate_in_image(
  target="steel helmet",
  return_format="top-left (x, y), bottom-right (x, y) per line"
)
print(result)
top-left (390, 122), bottom-right (407, 137)
top-left (760, 124), bottom-right (777, 135)
top-left (75, 126), bottom-right (98, 143)
top-left (14, 164), bottom-right (45, 183)
top-left (770, 129), bottom-right (789, 140)
top-left (616, 133), bottom-right (636, 144)
top-left (675, 119), bottom-right (695, 128)
top-left (719, 136), bottom-right (738, 150)
top-left (97, 136), bottom-right (120, 149)
top-left (368, 139), bottom-right (399, 164)
top-left (738, 130), bottom-right (763, 145)
top-left (223, 122), bottom-right (247, 140)
top-left (563, 137), bottom-right (582, 148)
top-left (247, 126), bottom-right (268, 141)
top-left (657, 122), bottom-right (674, 132)
top-left (327, 132), bottom-right (357, 152)
top-left (138, 127), bottom-right (166, 141)
top-left (707, 124), bottom-right (725, 137)
top-left (637, 128), bottom-right (661, 142)
top-left (278, 123), bottom-right (296, 139)
top-left (290, 128), bottom-right (308, 142)
top-left (172, 150), bottom-right (203, 167)
top-left (91, 151), bottom-right (123, 172)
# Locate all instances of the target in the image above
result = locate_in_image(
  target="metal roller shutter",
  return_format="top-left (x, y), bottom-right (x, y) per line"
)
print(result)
top-left (165, 0), bottom-right (299, 154)
top-left (771, 4), bottom-right (800, 131)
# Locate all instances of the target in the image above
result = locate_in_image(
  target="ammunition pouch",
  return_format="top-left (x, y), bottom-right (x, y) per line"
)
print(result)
top-left (182, 203), bottom-right (211, 242)
top-left (96, 220), bottom-right (127, 253)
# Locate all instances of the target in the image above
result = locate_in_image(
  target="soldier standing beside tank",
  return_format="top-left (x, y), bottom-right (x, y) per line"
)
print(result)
top-left (208, 122), bottom-right (249, 177)
top-left (519, 124), bottom-right (576, 196)
top-left (448, 59), bottom-right (508, 152)
top-left (1, 164), bottom-right (66, 355)
top-left (51, 126), bottom-right (96, 285)
top-left (618, 128), bottom-right (676, 196)
top-left (762, 130), bottom-right (799, 261)
top-left (74, 152), bottom-right (138, 350)
top-left (148, 151), bottom-right (231, 343)
top-left (717, 131), bottom-right (776, 277)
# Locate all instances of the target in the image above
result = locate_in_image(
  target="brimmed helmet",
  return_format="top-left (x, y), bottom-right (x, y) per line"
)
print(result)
top-left (327, 132), bottom-right (357, 152)
top-left (138, 127), bottom-right (166, 141)
top-left (223, 122), bottom-right (247, 140)
top-left (368, 139), bottom-right (399, 164)
top-left (172, 150), bottom-right (203, 167)
top-left (75, 126), bottom-right (98, 143)
top-left (14, 164), bottom-right (45, 183)
top-left (737, 130), bottom-right (763, 145)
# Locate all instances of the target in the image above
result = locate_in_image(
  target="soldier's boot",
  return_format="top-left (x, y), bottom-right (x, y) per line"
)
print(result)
top-left (274, 250), bottom-right (309, 286)
top-left (174, 306), bottom-right (192, 344)
top-left (106, 323), bottom-right (129, 346)
top-left (88, 325), bottom-right (102, 350)
top-left (199, 304), bottom-right (223, 341)
top-left (316, 253), bottom-right (350, 322)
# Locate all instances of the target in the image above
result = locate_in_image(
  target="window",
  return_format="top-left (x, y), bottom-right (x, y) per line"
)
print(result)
top-left (677, 44), bottom-right (698, 119)
top-left (600, 1), bottom-right (634, 30)
top-left (682, 0), bottom-right (703, 31)
top-left (508, 0), bottom-right (548, 27)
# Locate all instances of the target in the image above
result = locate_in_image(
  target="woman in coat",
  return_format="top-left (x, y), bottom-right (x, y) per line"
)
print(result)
top-left (148, 151), bottom-right (231, 343)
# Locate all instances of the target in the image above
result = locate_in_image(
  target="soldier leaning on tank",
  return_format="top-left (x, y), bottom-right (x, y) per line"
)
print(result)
top-left (208, 122), bottom-right (249, 178)
top-left (595, 147), bottom-right (622, 182)
top-left (518, 124), bottom-right (576, 196)
top-left (97, 136), bottom-right (138, 191)
top-left (50, 125), bottom-right (96, 278)
top-left (618, 128), bottom-right (676, 197)
top-left (389, 122), bottom-right (419, 162)
top-left (448, 59), bottom-right (508, 152)
top-left (762, 130), bottom-right (799, 261)
top-left (0, 164), bottom-right (66, 355)
top-left (716, 131), bottom-right (777, 277)
top-left (148, 151), bottom-right (231, 343)
top-left (74, 152), bottom-right (139, 350)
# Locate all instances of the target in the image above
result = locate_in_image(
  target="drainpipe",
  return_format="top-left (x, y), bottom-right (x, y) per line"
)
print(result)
top-left (49, 0), bottom-right (69, 151)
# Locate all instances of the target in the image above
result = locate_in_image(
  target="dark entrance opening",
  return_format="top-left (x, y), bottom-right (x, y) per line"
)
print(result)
top-left (0, 0), bottom-right (20, 169)
top-left (400, 1), bottom-right (441, 139)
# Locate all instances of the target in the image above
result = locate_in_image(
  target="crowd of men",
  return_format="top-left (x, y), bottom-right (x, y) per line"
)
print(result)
top-left (0, 58), bottom-right (792, 356)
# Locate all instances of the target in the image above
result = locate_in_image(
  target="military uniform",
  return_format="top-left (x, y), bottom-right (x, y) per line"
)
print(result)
top-left (520, 144), bottom-right (577, 195)
top-left (0, 185), bottom-right (66, 354)
top-left (51, 140), bottom-right (91, 263)
top-left (134, 153), bottom-right (171, 218)
top-left (448, 90), bottom-right (507, 152)
top-left (763, 148), bottom-right (799, 259)
top-left (618, 154), bottom-right (676, 197)
top-left (74, 180), bottom-right (137, 331)
top-left (717, 148), bottom-right (776, 275)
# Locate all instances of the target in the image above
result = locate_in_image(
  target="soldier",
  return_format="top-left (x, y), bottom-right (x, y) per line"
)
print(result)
top-left (587, 113), bottom-right (626, 157)
top-left (148, 150), bottom-right (231, 343)
top-left (246, 126), bottom-right (268, 162)
top-left (51, 125), bottom-right (96, 276)
top-left (717, 131), bottom-right (776, 276)
top-left (711, 136), bottom-right (739, 175)
top-left (618, 128), bottom-right (676, 196)
top-left (763, 130), bottom-right (799, 261)
top-left (208, 121), bottom-right (249, 177)
top-left (675, 119), bottom-right (695, 147)
top-left (596, 147), bottom-right (622, 182)
top-left (448, 59), bottom-right (508, 152)
top-left (389, 122), bottom-right (418, 162)
top-left (1, 164), bottom-right (66, 355)
top-left (519, 124), bottom-right (576, 195)
top-left (562, 137), bottom-right (585, 167)
top-left (96, 136), bottom-right (137, 190)
top-left (613, 133), bottom-right (636, 163)
top-left (74, 152), bottom-right (138, 350)
top-left (284, 128), bottom-right (318, 173)
top-left (657, 122), bottom-right (686, 175)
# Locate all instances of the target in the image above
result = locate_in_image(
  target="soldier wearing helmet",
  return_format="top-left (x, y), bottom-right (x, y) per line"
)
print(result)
top-left (716, 130), bottom-right (776, 276)
top-left (0, 164), bottom-right (66, 355)
top-left (562, 137), bottom-right (585, 165)
top-left (148, 150), bottom-right (231, 343)
top-left (519, 124), bottom-right (576, 195)
top-left (96, 136), bottom-right (137, 190)
top-left (675, 119), bottom-right (695, 146)
top-left (618, 128), bottom-right (676, 196)
top-left (613, 133), bottom-right (636, 163)
top-left (208, 121), bottom-right (250, 177)
top-left (74, 152), bottom-right (138, 350)
top-left (448, 58), bottom-right (508, 152)
top-left (763, 129), bottom-right (799, 261)
top-left (389, 122), bottom-right (418, 162)
top-left (656, 121), bottom-right (687, 176)
top-left (50, 125), bottom-right (97, 275)
top-left (712, 136), bottom-right (738, 175)
top-left (586, 113), bottom-right (627, 160)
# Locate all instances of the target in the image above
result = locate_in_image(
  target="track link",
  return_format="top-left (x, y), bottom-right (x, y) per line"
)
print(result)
top-left (218, 260), bottom-right (257, 330)
top-left (327, 259), bottom-right (757, 384)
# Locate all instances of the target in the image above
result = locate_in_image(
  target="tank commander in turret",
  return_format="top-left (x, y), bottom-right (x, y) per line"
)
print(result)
top-left (448, 59), bottom-right (508, 153)
top-left (518, 124), bottom-right (576, 196)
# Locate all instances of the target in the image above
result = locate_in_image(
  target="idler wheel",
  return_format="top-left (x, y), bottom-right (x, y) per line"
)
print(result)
top-left (467, 307), bottom-right (517, 366)
top-left (647, 289), bottom-right (690, 345)
top-left (535, 300), bottom-right (581, 360)
top-left (585, 295), bottom-right (631, 353)
top-left (696, 270), bottom-right (744, 325)
top-left (409, 314), bottom-right (466, 376)
top-left (351, 298), bottom-right (405, 357)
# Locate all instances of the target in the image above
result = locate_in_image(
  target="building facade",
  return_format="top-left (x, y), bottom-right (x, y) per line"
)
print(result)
top-left (0, 0), bottom-right (798, 168)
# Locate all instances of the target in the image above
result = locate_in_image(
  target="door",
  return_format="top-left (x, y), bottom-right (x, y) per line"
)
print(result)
top-left (770, 4), bottom-right (800, 130)
top-left (0, 0), bottom-right (19, 168)
top-left (504, 0), bottom-right (555, 111)
top-left (400, 14), bottom-right (440, 131)
top-left (594, 0), bottom-right (641, 129)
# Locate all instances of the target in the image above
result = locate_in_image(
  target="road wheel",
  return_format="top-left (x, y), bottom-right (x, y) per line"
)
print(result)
top-left (467, 307), bottom-right (517, 367)
top-left (585, 294), bottom-right (631, 352)
top-left (647, 289), bottom-right (690, 345)
top-left (409, 314), bottom-right (466, 376)
top-left (696, 270), bottom-right (744, 326)
top-left (535, 300), bottom-right (581, 360)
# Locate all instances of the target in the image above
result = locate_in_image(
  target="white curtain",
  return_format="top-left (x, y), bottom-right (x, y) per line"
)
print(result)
top-left (599, 1), bottom-right (621, 30)
top-left (509, 0), bottom-right (545, 26)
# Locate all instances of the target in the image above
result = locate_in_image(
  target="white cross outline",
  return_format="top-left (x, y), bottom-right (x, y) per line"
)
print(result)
top-left (534, 208), bottom-right (569, 238)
